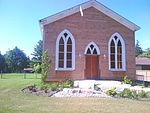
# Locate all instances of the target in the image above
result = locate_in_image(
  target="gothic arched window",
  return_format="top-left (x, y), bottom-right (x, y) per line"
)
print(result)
top-left (108, 33), bottom-right (126, 70)
top-left (56, 29), bottom-right (75, 70)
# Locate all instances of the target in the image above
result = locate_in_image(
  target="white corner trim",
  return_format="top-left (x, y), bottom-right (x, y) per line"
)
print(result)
top-left (84, 41), bottom-right (100, 55)
top-left (39, 0), bottom-right (140, 31)
top-left (108, 32), bottom-right (126, 71)
top-left (55, 29), bottom-right (75, 70)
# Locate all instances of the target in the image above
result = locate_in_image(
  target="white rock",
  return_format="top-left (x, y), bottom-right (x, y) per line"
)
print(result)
top-left (130, 86), bottom-right (142, 91)
top-left (143, 88), bottom-right (150, 92)
top-left (74, 80), bottom-right (95, 89)
top-left (53, 80), bottom-right (150, 97)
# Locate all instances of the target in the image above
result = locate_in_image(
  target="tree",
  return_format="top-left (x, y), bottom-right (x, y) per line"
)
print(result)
top-left (0, 52), bottom-right (5, 72)
top-left (41, 50), bottom-right (51, 83)
top-left (31, 40), bottom-right (43, 73)
top-left (4, 47), bottom-right (30, 73)
top-left (135, 40), bottom-right (143, 57)
top-left (139, 48), bottom-right (150, 58)
top-left (33, 63), bottom-right (41, 73)
top-left (32, 40), bottom-right (43, 63)
top-left (145, 48), bottom-right (150, 54)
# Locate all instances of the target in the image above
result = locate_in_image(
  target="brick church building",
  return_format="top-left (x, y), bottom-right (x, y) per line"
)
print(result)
top-left (39, 0), bottom-right (140, 81)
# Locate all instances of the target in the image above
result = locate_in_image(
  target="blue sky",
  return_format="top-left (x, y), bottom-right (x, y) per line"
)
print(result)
top-left (0, 0), bottom-right (150, 57)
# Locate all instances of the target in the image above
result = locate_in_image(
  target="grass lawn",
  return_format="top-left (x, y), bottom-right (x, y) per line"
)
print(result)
top-left (0, 74), bottom-right (150, 113)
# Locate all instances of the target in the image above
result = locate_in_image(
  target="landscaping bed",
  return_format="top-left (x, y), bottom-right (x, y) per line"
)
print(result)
top-left (22, 79), bottom-right (150, 100)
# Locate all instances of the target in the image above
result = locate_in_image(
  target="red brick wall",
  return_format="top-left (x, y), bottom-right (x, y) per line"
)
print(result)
top-left (43, 7), bottom-right (136, 81)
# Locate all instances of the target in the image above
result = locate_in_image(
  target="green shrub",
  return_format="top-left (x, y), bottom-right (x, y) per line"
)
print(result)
top-left (117, 88), bottom-right (138, 99)
top-left (117, 91), bottom-right (124, 97)
top-left (39, 82), bottom-right (58, 91)
top-left (41, 50), bottom-right (51, 83)
top-left (59, 79), bottom-right (74, 88)
top-left (122, 76), bottom-right (132, 84)
top-left (39, 83), bottom-right (49, 90)
top-left (123, 88), bottom-right (132, 98)
top-left (148, 85), bottom-right (150, 88)
top-left (138, 91), bottom-right (149, 98)
top-left (50, 83), bottom-right (59, 91)
top-left (105, 87), bottom-right (117, 96)
top-left (131, 90), bottom-right (139, 99)
top-left (136, 83), bottom-right (145, 88)
top-left (39, 79), bottom-right (73, 91)
top-left (117, 89), bottom-right (150, 99)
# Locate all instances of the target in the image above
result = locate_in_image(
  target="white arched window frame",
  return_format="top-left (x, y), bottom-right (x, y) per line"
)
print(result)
top-left (84, 41), bottom-right (100, 55)
top-left (108, 32), bottom-right (126, 71)
top-left (55, 29), bottom-right (75, 70)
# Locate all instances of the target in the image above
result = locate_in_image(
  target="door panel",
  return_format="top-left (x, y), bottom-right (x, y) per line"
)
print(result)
top-left (85, 55), bottom-right (99, 79)
top-left (85, 55), bottom-right (92, 79)
top-left (91, 55), bottom-right (99, 79)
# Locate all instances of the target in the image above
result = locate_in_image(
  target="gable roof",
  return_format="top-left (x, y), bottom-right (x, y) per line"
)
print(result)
top-left (136, 57), bottom-right (150, 65)
top-left (39, 0), bottom-right (140, 31)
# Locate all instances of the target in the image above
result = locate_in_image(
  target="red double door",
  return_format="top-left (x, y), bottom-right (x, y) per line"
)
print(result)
top-left (85, 55), bottom-right (100, 80)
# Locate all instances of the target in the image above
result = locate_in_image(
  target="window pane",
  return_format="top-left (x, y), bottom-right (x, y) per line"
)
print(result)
top-left (117, 40), bottom-right (122, 46)
top-left (67, 38), bottom-right (72, 44)
top-left (60, 38), bottom-right (64, 44)
top-left (111, 40), bottom-right (115, 46)
top-left (93, 48), bottom-right (97, 54)
top-left (111, 47), bottom-right (115, 53)
top-left (117, 40), bottom-right (122, 55)
top-left (117, 40), bottom-right (122, 69)
top-left (87, 48), bottom-right (91, 54)
top-left (59, 60), bottom-right (64, 68)
top-left (117, 55), bottom-right (122, 62)
top-left (110, 40), bottom-right (116, 69)
top-left (64, 33), bottom-right (68, 38)
top-left (117, 62), bottom-right (122, 69)
top-left (59, 38), bottom-right (64, 52)
top-left (111, 62), bottom-right (115, 68)
top-left (67, 53), bottom-right (72, 59)
top-left (67, 38), bottom-right (72, 53)
top-left (90, 44), bottom-right (94, 49)
top-left (59, 51), bottom-right (64, 68)
top-left (111, 40), bottom-right (115, 54)
top-left (111, 54), bottom-right (115, 61)
top-left (59, 37), bottom-right (64, 68)
top-left (59, 53), bottom-right (64, 59)
top-left (67, 45), bottom-right (72, 52)
top-left (67, 60), bottom-right (72, 68)
top-left (117, 47), bottom-right (122, 54)
top-left (114, 36), bottom-right (118, 40)
top-left (59, 45), bottom-right (64, 51)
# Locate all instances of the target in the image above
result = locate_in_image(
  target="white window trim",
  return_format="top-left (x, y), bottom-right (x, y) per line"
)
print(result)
top-left (108, 32), bottom-right (126, 71)
top-left (84, 41), bottom-right (100, 55)
top-left (55, 29), bottom-right (75, 70)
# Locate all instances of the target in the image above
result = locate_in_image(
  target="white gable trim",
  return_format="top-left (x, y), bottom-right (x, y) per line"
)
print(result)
top-left (39, 0), bottom-right (140, 31)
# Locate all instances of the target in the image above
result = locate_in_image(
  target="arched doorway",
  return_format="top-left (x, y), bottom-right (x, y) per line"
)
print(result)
top-left (84, 42), bottom-right (100, 80)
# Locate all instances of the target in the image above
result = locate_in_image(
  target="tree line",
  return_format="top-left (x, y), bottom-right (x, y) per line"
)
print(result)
top-left (0, 39), bottom-right (149, 73)
top-left (135, 40), bottom-right (150, 58)
top-left (0, 40), bottom-right (43, 73)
